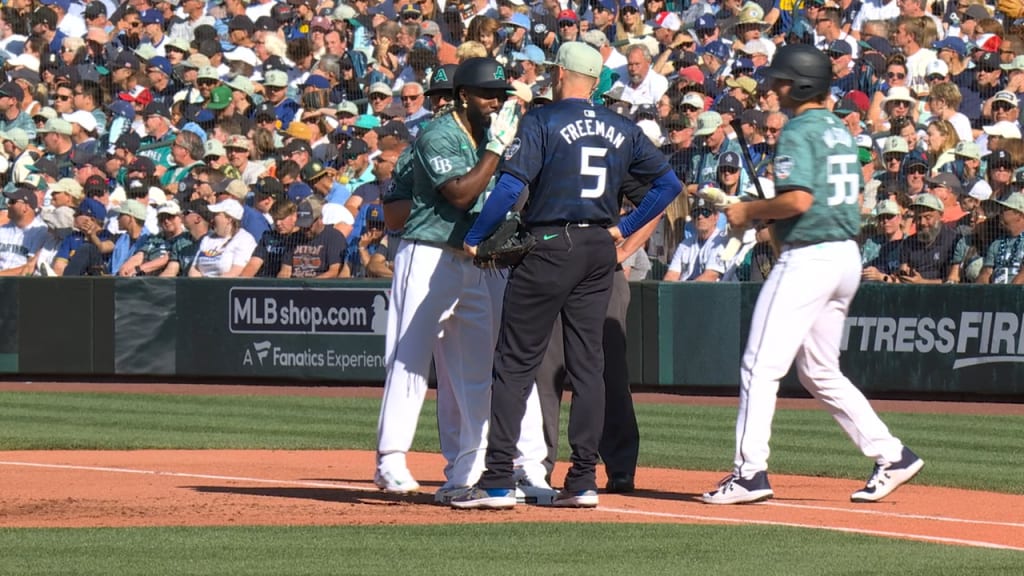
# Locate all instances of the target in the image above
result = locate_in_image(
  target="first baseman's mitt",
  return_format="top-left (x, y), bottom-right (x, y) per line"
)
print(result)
top-left (473, 213), bottom-right (535, 269)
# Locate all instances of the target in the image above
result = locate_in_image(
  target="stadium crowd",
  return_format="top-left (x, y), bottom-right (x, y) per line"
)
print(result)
top-left (0, 0), bottom-right (1023, 283)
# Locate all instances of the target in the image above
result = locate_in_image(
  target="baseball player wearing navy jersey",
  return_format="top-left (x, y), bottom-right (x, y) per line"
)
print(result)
top-left (452, 42), bottom-right (682, 510)
top-left (702, 45), bottom-right (924, 506)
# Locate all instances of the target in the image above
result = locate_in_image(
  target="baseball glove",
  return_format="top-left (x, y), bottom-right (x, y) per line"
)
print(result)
top-left (473, 213), bottom-right (536, 269)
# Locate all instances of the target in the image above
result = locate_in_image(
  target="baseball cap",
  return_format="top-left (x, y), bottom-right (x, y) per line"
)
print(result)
top-left (714, 95), bottom-right (743, 116)
top-left (719, 151), bottom-right (741, 170)
top-left (205, 85), bottom-right (233, 110)
top-left (343, 138), bottom-right (369, 158)
top-left (204, 139), bottom-right (226, 158)
top-left (740, 109), bottom-right (766, 129)
top-left (283, 121), bottom-right (313, 141)
top-left (116, 199), bottom-right (148, 221)
top-left (3, 186), bottom-right (37, 210)
top-left (301, 161), bottom-right (331, 183)
top-left (39, 118), bottom-right (72, 136)
top-left (996, 192), bottom-right (1024, 212)
top-left (827, 40), bottom-right (852, 57)
top-left (1002, 55), bottom-right (1024, 72)
top-left (214, 179), bottom-right (249, 201)
top-left (988, 148), bottom-right (1014, 168)
top-left (932, 36), bottom-right (967, 57)
top-left (633, 103), bottom-right (657, 121)
top-left (694, 111), bottom-right (723, 136)
top-left (76, 197), bottom-right (107, 220)
top-left (927, 173), bottom-right (963, 195)
top-left (368, 82), bottom-right (392, 97)
top-left (855, 133), bottom-right (874, 149)
top-left (993, 91), bottom-right (1019, 108)
top-left (695, 14), bottom-right (717, 32)
top-left (965, 179), bottom-right (993, 200)
top-left (0, 128), bottom-right (30, 150)
top-left (254, 177), bottom-right (285, 199)
top-left (157, 202), bottom-right (182, 217)
top-left (954, 141), bottom-right (981, 160)
top-left (208, 198), bottom-right (244, 220)
top-left (876, 199), bottom-right (901, 216)
top-left (512, 45), bottom-right (547, 65)
top-left (700, 41), bottom-right (731, 63)
top-left (582, 29), bottom-right (609, 49)
top-left (910, 193), bottom-right (943, 213)
top-left (983, 121), bottom-right (1022, 139)
top-left (651, 11), bottom-right (681, 32)
top-left (681, 92), bottom-right (704, 110)
top-left (302, 75), bottom-right (331, 90)
top-left (295, 195), bottom-right (324, 228)
top-left (0, 82), bottom-right (24, 102)
top-left (64, 110), bottom-right (99, 133)
top-left (183, 199), bottom-right (215, 222)
top-left (225, 134), bottom-right (251, 150)
top-left (504, 12), bottom-right (530, 29)
top-left (421, 20), bottom-right (441, 37)
top-left (882, 136), bottom-right (909, 155)
top-left (904, 152), bottom-right (928, 169)
top-left (925, 59), bottom-right (949, 79)
top-left (374, 121), bottom-right (412, 141)
top-left (354, 114), bottom-right (381, 130)
top-left (553, 42), bottom-right (602, 78)
top-left (127, 156), bottom-right (156, 177)
top-left (143, 101), bottom-right (172, 120)
top-left (281, 138), bottom-right (312, 157)
top-left (725, 77), bottom-right (756, 97)
top-left (140, 9), bottom-right (164, 25)
top-left (83, 175), bottom-right (107, 196)
top-left (263, 70), bottom-right (289, 88)
top-left (977, 52), bottom-right (1001, 72)
top-left (557, 9), bottom-right (578, 22)
top-left (425, 64), bottom-right (456, 96)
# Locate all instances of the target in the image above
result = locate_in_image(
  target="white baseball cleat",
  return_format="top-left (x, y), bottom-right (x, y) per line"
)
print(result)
top-left (373, 468), bottom-right (420, 494)
top-left (702, 471), bottom-right (774, 505)
top-left (851, 446), bottom-right (924, 503)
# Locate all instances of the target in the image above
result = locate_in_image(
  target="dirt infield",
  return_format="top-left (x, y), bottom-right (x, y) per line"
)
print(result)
top-left (1, 383), bottom-right (1022, 551)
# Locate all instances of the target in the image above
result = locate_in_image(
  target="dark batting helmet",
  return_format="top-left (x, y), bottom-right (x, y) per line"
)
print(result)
top-left (453, 57), bottom-right (511, 94)
top-left (425, 64), bottom-right (458, 97)
top-left (762, 44), bottom-right (832, 102)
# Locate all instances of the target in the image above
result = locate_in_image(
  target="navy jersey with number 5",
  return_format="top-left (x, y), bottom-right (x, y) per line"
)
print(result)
top-left (501, 99), bottom-right (671, 226)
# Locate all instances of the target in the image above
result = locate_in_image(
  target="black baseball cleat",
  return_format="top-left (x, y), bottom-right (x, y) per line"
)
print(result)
top-left (605, 474), bottom-right (635, 494)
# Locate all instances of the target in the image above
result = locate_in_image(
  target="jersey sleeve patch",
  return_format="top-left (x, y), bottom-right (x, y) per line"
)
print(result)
top-left (774, 155), bottom-right (793, 180)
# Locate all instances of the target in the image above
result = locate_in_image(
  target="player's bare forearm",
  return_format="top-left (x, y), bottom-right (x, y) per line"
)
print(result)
top-left (439, 153), bottom-right (501, 211)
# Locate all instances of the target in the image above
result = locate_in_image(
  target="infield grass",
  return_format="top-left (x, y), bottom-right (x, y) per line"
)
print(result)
top-left (0, 391), bottom-right (1021, 494)
top-left (0, 523), bottom-right (1021, 576)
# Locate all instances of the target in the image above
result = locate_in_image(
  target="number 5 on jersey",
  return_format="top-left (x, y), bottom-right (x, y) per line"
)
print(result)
top-left (580, 146), bottom-right (608, 198)
top-left (826, 154), bottom-right (858, 206)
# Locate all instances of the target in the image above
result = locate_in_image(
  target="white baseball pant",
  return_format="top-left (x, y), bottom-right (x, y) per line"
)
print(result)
top-left (734, 240), bottom-right (905, 479)
top-left (377, 239), bottom-right (545, 487)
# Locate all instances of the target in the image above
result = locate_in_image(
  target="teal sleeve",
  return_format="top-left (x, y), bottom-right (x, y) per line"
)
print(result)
top-left (983, 239), bottom-right (999, 268)
top-left (414, 128), bottom-right (475, 190)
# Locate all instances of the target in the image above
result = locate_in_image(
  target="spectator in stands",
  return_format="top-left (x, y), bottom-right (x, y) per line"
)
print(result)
top-left (663, 196), bottom-right (728, 282)
top-left (986, 149), bottom-right (1016, 201)
top-left (189, 198), bottom-right (256, 277)
top-left (926, 173), bottom-right (966, 224)
top-left (924, 118), bottom-right (959, 174)
top-left (862, 199), bottom-right (907, 282)
top-left (614, 43), bottom-right (668, 107)
top-left (109, 199), bottom-right (152, 275)
top-left (688, 111), bottom-right (740, 194)
top-left (159, 200), bottom-right (209, 277)
top-left (214, 178), bottom-right (270, 241)
top-left (117, 202), bottom-right (184, 276)
top-left (278, 195), bottom-right (346, 278)
top-left (241, 196), bottom-right (303, 278)
top-left (950, 180), bottom-right (999, 284)
top-left (976, 193), bottom-right (1024, 284)
top-left (894, 193), bottom-right (959, 283)
top-left (0, 186), bottom-right (47, 276)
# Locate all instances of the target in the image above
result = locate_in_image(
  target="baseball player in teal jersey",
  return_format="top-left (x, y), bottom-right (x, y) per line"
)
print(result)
top-left (702, 44), bottom-right (924, 505)
top-left (374, 59), bottom-right (551, 503)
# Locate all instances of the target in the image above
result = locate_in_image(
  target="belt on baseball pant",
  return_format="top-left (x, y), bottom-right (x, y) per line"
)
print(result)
top-left (528, 221), bottom-right (608, 230)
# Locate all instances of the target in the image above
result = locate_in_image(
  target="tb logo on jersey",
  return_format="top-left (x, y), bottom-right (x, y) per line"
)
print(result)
top-left (430, 156), bottom-right (453, 174)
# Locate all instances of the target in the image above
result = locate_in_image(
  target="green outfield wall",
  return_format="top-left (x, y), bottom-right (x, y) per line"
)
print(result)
top-left (4, 278), bottom-right (1021, 398)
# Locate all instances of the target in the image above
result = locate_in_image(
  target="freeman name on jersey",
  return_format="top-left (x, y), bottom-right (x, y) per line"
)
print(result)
top-left (558, 118), bottom-right (626, 149)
